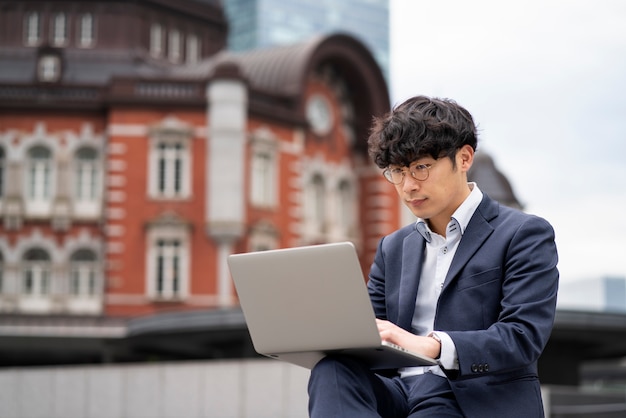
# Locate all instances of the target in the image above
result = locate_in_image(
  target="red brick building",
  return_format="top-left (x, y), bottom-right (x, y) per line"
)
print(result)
top-left (0, 0), bottom-right (393, 334)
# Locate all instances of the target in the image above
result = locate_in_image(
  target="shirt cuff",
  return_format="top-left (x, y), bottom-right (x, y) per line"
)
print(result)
top-left (433, 331), bottom-right (459, 370)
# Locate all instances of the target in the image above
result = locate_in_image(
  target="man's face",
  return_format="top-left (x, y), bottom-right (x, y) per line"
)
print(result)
top-left (391, 145), bottom-right (473, 235)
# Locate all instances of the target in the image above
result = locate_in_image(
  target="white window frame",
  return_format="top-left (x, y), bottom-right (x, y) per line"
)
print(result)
top-left (38, 55), bottom-right (61, 83)
top-left (310, 174), bottom-right (326, 229)
top-left (73, 147), bottom-right (101, 215)
top-left (337, 179), bottom-right (354, 227)
top-left (23, 264), bottom-right (50, 295)
top-left (148, 134), bottom-right (191, 200)
top-left (70, 250), bottom-right (98, 297)
top-left (250, 151), bottom-right (276, 207)
top-left (168, 29), bottom-right (181, 63)
top-left (22, 250), bottom-right (51, 296)
top-left (52, 12), bottom-right (67, 46)
top-left (78, 13), bottom-right (95, 48)
top-left (146, 223), bottom-right (190, 301)
top-left (155, 239), bottom-right (181, 299)
top-left (249, 128), bottom-right (278, 208)
top-left (158, 142), bottom-right (184, 197)
top-left (26, 145), bottom-right (54, 215)
top-left (25, 11), bottom-right (40, 46)
top-left (248, 221), bottom-right (278, 253)
top-left (150, 23), bottom-right (163, 58)
top-left (186, 33), bottom-right (200, 64)
top-left (303, 167), bottom-right (330, 241)
top-left (329, 177), bottom-right (358, 241)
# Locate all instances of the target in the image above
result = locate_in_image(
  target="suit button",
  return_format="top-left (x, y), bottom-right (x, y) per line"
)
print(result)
top-left (471, 364), bottom-right (479, 373)
top-left (478, 364), bottom-right (484, 373)
top-left (484, 364), bottom-right (489, 372)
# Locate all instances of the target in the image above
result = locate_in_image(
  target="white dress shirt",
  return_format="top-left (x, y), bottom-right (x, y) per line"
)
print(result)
top-left (399, 183), bottom-right (483, 378)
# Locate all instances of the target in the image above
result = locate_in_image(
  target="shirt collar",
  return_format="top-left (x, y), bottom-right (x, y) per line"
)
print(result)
top-left (415, 182), bottom-right (483, 242)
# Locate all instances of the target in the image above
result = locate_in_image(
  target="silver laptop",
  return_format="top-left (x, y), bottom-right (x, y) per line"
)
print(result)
top-left (227, 241), bottom-right (437, 370)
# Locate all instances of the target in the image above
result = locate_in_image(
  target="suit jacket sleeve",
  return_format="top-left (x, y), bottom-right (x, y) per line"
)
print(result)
top-left (446, 209), bottom-right (559, 378)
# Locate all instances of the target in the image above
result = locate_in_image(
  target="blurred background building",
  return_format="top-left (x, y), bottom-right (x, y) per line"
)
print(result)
top-left (222, 0), bottom-right (390, 80)
top-left (0, 0), bottom-right (391, 362)
top-left (0, 1), bottom-right (625, 417)
top-left (559, 276), bottom-right (626, 313)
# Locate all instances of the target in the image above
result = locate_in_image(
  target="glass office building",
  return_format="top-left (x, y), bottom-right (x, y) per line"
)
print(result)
top-left (222, 0), bottom-right (389, 79)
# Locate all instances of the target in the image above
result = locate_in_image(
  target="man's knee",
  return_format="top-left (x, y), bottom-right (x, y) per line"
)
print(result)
top-left (309, 355), bottom-right (394, 418)
top-left (310, 355), bottom-right (365, 385)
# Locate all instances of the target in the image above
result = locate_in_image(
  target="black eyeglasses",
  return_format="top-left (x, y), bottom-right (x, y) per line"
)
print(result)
top-left (382, 162), bottom-right (435, 184)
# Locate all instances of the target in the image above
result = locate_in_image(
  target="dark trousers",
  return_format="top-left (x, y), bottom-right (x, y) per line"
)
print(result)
top-left (308, 356), bottom-right (464, 418)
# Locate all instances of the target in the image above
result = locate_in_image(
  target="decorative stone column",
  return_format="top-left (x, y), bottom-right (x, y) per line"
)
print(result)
top-left (2, 161), bottom-right (24, 230)
top-left (51, 149), bottom-right (71, 231)
top-left (206, 61), bottom-right (248, 307)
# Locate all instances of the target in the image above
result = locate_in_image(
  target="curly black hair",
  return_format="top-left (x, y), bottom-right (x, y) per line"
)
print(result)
top-left (367, 95), bottom-right (478, 169)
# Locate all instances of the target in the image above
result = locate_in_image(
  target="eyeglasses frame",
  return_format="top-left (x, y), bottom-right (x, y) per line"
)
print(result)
top-left (382, 162), bottom-right (435, 185)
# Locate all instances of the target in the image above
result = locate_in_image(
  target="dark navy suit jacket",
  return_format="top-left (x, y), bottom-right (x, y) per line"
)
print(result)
top-left (368, 194), bottom-right (559, 418)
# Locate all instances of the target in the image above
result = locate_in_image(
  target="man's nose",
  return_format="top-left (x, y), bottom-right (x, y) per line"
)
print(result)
top-left (402, 172), bottom-right (420, 191)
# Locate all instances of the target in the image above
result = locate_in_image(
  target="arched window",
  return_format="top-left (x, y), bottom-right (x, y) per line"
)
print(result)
top-left (150, 23), bottom-right (164, 57)
top-left (337, 179), bottom-right (353, 227)
top-left (22, 248), bottom-right (51, 296)
top-left (74, 147), bottom-right (99, 202)
top-left (52, 12), bottom-right (67, 46)
top-left (78, 13), bottom-right (94, 47)
top-left (250, 128), bottom-right (278, 208)
top-left (70, 249), bottom-right (97, 296)
top-left (168, 29), bottom-right (181, 63)
top-left (27, 145), bottom-right (52, 202)
top-left (251, 151), bottom-right (273, 206)
top-left (25, 11), bottom-right (40, 46)
top-left (186, 33), bottom-right (200, 64)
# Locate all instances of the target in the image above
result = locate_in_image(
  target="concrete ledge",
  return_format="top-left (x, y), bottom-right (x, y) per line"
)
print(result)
top-left (0, 358), bottom-right (310, 418)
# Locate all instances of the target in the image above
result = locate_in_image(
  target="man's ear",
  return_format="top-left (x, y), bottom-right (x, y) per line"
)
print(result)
top-left (458, 144), bottom-right (474, 172)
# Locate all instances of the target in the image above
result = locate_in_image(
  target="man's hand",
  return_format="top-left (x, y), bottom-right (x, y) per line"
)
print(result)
top-left (376, 319), bottom-right (441, 359)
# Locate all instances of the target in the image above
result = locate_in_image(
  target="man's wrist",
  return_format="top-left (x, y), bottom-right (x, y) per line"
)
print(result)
top-left (427, 331), bottom-right (442, 359)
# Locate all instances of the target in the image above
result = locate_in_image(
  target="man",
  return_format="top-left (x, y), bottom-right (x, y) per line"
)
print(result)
top-left (308, 95), bottom-right (559, 417)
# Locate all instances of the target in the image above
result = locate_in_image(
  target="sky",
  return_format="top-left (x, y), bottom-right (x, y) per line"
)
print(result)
top-left (389, 0), bottom-right (626, 284)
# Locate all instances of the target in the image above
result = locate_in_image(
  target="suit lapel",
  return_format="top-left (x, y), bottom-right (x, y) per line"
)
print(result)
top-left (398, 230), bottom-right (425, 330)
top-left (443, 196), bottom-right (498, 291)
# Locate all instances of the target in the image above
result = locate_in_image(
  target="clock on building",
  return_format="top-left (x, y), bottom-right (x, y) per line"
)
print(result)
top-left (306, 94), bottom-right (333, 135)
